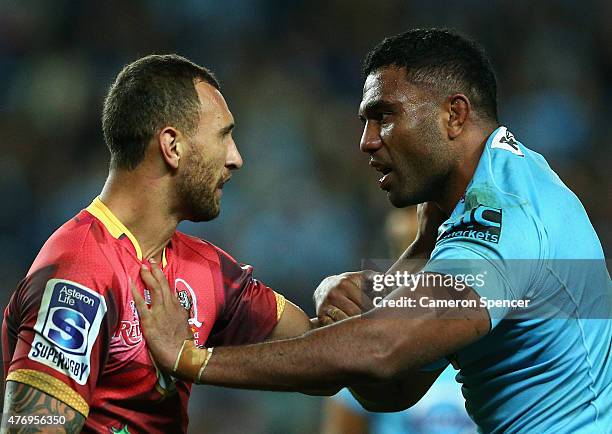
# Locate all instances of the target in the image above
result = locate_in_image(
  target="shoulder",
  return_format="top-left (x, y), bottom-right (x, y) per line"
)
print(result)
top-left (13, 212), bottom-right (116, 324)
top-left (445, 128), bottom-right (552, 259)
top-left (28, 211), bottom-right (118, 290)
top-left (31, 211), bottom-right (99, 269)
top-left (173, 232), bottom-right (253, 284)
top-left (480, 127), bottom-right (601, 257)
top-left (172, 231), bottom-right (231, 266)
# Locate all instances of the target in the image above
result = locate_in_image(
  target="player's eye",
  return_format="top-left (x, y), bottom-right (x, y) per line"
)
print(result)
top-left (375, 112), bottom-right (393, 123)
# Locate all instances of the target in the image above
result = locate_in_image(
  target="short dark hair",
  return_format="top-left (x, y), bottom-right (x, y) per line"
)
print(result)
top-left (102, 54), bottom-right (220, 170)
top-left (363, 28), bottom-right (498, 122)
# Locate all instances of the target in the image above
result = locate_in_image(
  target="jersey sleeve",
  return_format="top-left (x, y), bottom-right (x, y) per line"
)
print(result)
top-left (423, 202), bottom-right (543, 329)
top-left (3, 258), bottom-right (117, 418)
top-left (206, 247), bottom-right (284, 346)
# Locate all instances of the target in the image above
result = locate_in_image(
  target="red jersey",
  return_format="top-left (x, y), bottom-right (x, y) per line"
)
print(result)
top-left (2, 197), bottom-right (285, 433)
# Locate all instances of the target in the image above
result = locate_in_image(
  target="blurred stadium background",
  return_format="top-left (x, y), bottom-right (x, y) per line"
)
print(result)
top-left (1, 1), bottom-right (610, 433)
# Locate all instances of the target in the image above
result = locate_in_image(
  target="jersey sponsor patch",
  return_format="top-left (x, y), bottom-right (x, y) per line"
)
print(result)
top-left (491, 126), bottom-right (524, 157)
top-left (439, 205), bottom-right (502, 244)
top-left (175, 278), bottom-right (205, 346)
top-left (29, 279), bottom-right (107, 385)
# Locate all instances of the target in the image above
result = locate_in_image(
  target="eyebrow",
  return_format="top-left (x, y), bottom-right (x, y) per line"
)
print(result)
top-left (358, 99), bottom-right (399, 117)
top-left (219, 122), bottom-right (235, 136)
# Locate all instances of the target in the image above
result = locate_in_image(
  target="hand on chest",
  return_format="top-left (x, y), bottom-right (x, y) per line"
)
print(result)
top-left (112, 267), bottom-right (218, 352)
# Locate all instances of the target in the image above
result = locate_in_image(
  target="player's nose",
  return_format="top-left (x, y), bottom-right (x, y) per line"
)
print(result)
top-left (360, 122), bottom-right (383, 154)
top-left (226, 139), bottom-right (243, 170)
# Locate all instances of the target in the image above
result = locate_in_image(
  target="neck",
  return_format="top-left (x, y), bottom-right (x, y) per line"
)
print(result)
top-left (99, 169), bottom-right (179, 261)
top-left (435, 124), bottom-right (497, 215)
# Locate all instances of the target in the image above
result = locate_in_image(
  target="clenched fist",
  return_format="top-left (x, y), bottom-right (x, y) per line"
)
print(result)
top-left (313, 271), bottom-right (378, 326)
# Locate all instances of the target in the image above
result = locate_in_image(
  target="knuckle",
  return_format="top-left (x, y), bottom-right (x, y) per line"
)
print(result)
top-left (327, 291), bottom-right (339, 303)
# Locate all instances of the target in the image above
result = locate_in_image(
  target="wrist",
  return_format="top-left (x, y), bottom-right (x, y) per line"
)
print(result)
top-left (171, 339), bottom-right (214, 383)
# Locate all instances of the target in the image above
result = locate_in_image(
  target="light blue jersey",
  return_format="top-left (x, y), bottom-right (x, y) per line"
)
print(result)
top-left (423, 126), bottom-right (611, 433)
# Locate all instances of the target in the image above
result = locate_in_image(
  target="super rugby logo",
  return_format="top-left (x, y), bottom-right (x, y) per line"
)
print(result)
top-left (174, 278), bottom-right (202, 328)
top-left (29, 279), bottom-right (106, 385)
top-left (439, 205), bottom-right (502, 244)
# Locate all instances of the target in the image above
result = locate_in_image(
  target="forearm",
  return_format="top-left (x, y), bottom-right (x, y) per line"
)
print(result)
top-left (192, 298), bottom-right (484, 395)
top-left (1, 381), bottom-right (85, 433)
top-left (200, 318), bottom-right (384, 391)
top-left (135, 261), bottom-right (489, 398)
top-left (194, 311), bottom-right (445, 393)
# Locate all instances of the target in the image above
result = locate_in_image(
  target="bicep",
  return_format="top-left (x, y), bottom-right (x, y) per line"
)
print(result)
top-left (266, 299), bottom-right (312, 341)
top-left (2, 381), bottom-right (85, 433)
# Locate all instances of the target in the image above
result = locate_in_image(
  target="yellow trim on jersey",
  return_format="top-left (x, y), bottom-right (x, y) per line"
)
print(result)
top-left (162, 247), bottom-right (168, 268)
top-left (274, 292), bottom-right (286, 322)
top-left (7, 369), bottom-right (89, 417)
top-left (86, 196), bottom-right (143, 260)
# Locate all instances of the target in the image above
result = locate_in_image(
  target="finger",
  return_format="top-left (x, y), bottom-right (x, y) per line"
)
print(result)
top-left (325, 306), bottom-right (349, 322)
top-left (328, 296), bottom-right (363, 317)
top-left (149, 259), bottom-right (180, 308)
top-left (147, 259), bottom-right (172, 305)
top-left (140, 263), bottom-right (164, 307)
top-left (342, 275), bottom-right (371, 307)
top-left (130, 279), bottom-right (150, 320)
top-left (317, 315), bottom-right (335, 327)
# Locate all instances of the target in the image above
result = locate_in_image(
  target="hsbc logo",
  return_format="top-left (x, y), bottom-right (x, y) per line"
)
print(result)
top-left (440, 205), bottom-right (502, 244)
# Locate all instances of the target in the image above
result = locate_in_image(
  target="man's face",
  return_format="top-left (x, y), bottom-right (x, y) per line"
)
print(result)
top-left (177, 81), bottom-right (242, 221)
top-left (358, 66), bottom-right (455, 207)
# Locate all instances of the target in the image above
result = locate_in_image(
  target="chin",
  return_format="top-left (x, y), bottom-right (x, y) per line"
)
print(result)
top-left (188, 210), bottom-right (219, 223)
top-left (202, 205), bottom-right (221, 222)
top-left (388, 189), bottom-right (422, 208)
top-left (185, 200), bottom-right (221, 222)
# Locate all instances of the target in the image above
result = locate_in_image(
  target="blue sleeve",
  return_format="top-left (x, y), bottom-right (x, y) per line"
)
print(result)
top-left (423, 203), bottom-right (542, 329)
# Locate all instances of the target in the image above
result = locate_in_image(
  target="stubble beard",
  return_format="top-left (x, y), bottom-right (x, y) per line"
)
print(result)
top-left (392, 117), bottom-right (453, 208)
top-left (177, 154), bottom-right (222, 222)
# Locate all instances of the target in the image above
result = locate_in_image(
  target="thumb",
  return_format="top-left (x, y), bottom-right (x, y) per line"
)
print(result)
top-left (358, 269), bottom-right (379, 289)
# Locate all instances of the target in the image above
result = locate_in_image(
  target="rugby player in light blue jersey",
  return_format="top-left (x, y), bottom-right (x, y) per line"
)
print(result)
top-left (133, 29), bottom-right (611, 434)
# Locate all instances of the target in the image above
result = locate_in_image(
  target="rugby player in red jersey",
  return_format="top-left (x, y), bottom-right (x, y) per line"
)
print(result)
top-left (2, 55), bottom-right (312, 434)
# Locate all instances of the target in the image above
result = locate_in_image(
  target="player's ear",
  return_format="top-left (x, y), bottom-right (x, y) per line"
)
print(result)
top-left (158, 127), bottom-right (182, 169)
top-left (446, 94), bottom-right (470, 140)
